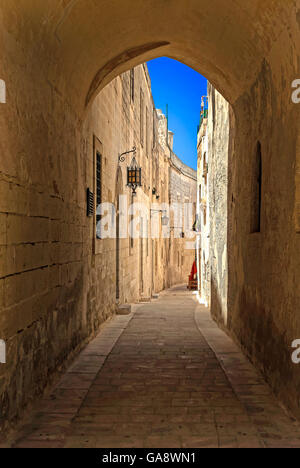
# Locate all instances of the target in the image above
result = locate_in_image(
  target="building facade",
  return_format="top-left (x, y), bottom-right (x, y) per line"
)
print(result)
top-left (0, 63), bottom-right (197, 428)
top-left (196, 104), bottom-right (210, 305)
top-left (1, 0), bottom-right (300, 425)
top-left (196, 85), bottom-right (229, 314)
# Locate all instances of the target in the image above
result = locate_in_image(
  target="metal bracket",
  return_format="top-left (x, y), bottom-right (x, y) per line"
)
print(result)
top-left (119, 146), bottom-right (136, 163)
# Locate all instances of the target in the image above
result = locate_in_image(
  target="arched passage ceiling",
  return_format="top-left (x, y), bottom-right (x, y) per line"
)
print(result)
top-left (3, 0), bottom-right (299, 113)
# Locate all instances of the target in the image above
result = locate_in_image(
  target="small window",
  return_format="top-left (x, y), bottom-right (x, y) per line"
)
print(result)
top-left (250, 141), bottom-right (262, 233)
top-left (96, 151), bottom-right (102, 239)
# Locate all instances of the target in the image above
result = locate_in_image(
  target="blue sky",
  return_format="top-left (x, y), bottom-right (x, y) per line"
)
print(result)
top-left (147, 57), bottom-right (207, 170)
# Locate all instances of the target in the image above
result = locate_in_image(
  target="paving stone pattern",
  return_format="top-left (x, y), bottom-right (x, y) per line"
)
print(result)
top-left (9, 287), bottom-right (300, 448)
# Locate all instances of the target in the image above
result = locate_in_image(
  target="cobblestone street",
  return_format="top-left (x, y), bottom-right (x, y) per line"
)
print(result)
top-left (9, 287), bottom-right (300, 448)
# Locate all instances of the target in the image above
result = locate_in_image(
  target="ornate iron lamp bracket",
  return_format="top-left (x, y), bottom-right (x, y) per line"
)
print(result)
top-left (119, 146), bottom-right (136, 163)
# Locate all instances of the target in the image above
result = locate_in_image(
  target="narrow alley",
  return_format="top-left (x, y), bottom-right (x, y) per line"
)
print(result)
top-left (8, 287), bottom-right (300, 449)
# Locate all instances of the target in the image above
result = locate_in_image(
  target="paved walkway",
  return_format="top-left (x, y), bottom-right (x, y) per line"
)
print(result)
top-left (9, 287), bottom-right (300, 448)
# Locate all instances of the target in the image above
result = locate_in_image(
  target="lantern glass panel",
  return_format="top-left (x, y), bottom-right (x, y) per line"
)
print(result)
top-left (127, 156), bottom-right (142, 191)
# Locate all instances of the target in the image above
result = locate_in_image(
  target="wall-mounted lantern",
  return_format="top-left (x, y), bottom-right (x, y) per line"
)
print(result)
top-left (150, 209), bottom-right (169, 226)
top-left (162, 214), bottom-right (169, 226)
top-left (127, 156), bottom-right (142, 196)
top-left (119, 147), bottom-right (142, 196)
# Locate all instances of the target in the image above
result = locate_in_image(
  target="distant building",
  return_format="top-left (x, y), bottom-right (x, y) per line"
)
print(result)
top-left (196, 97), bottom-right (210, 305)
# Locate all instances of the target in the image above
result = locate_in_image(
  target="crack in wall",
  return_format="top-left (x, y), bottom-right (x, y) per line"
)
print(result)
top-left (54, 0), bottom-right (81, 43)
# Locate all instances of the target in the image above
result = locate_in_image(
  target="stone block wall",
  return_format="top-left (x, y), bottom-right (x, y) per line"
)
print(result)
top-left (207, 84), bottom-right (230, 324)
top-left (226, 60), bottom-right (300, 418)
top-left (0, 62), bottom-right (196, 431)
top-left (206, 64), bottom-right (300, 419)
top-left (197, 114), bottom-right (210, 305)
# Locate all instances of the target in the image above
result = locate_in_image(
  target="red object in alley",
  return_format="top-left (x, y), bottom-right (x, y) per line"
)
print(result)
top-left (188, 261), bottom-right (198, 290)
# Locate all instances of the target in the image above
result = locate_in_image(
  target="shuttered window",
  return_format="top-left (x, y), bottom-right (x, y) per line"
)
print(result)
top-left (96, 151), bottom-right (102, 239)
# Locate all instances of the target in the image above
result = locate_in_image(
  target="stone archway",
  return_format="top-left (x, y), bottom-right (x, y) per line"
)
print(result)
top-left (0, 0), bottom-right (299, 424)
top-left (2, 1), bottom-right (298, 113)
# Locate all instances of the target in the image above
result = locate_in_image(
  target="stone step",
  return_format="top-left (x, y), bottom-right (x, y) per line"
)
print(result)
top-left (116, 304), bottom-right (132, 315)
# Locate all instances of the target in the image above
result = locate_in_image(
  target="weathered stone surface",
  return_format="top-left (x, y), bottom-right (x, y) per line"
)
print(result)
top-left (8, 288), bottom-right (300, 449)
top-left (0, 62), bottom-right (196, 431)
top-left (117, 305), bottom-right (132, 316)
top-left (208, 85), bottom-right (230, 323)
top-left (0, 0), bottom-right (299, 433)
top-left (203, 70), bottom-right (300, 420)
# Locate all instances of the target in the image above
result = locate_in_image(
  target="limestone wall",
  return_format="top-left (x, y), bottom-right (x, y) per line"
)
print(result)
top-left (0, 0), bottom-right (299, 427)
top-left (156, 108), bottom-right (197, 287)
top-left (207, 84), bottom-right (229, 324)
top-left (197, 116), bottom-right (210, 305)
top-left (168, 163), bottom-right (197, 287)
top-left (0, 62), bottom-right (196, 430)
top-left (208, 63), bottom-right (300, 419)
top-left (226, 60), bottom-right (300, 418)
top-left (201, 67), bottom-right (300, 420)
